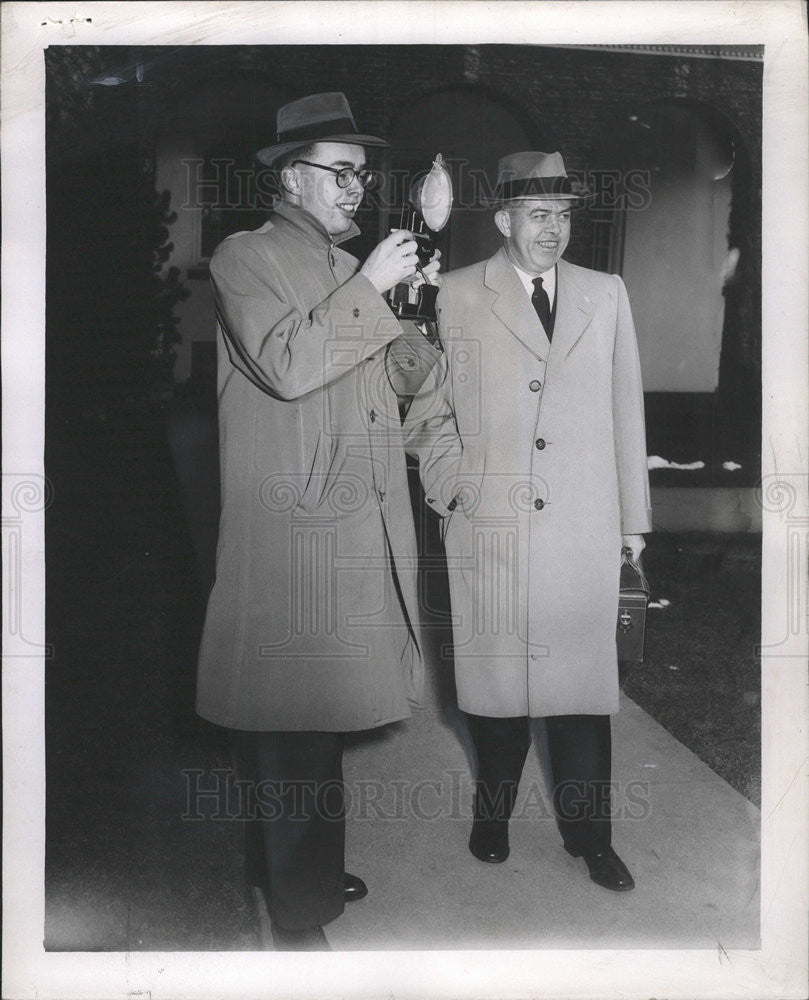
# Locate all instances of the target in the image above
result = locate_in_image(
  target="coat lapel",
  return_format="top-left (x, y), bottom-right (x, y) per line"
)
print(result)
top-left (485, 248), bottom-right (549, 359)
top-left (552, 259), bottom-right (596, 360)
top-left (484, 251), bottom-right (596, 361)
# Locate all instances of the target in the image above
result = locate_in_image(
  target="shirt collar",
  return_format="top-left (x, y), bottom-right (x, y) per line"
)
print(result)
top-left (273, 199), bottom-right (361, 248)
top-left (510, 260), bottom-right (557, 304)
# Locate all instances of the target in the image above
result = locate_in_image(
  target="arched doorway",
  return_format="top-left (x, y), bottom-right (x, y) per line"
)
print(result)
top-left (384, 87), bottom-right (537, 269)
top-left (603, 99), bottom-right (738, 393)
top-left (597, 98), bottom-right (759, 476)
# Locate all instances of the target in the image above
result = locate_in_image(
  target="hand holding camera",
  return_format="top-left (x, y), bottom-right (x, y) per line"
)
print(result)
top-left (360, 230), bottom-right (420, 294)
top-left (406, 248), bottom-right (442, 289)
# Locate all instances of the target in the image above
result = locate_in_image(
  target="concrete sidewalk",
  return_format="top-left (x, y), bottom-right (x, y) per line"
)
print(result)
top-left (328, 683), bottom-right (760, 952)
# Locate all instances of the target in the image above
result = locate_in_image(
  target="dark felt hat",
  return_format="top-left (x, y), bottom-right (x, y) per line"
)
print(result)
top-left (257, 92), bottom-right (388, 166)
top-left (483, 151), bottom-right (592, 206)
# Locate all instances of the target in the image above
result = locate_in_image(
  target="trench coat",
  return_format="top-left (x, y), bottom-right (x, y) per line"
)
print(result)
top-left (196, 201), bottom-right (437, 732)
top-left (404, 248), bottom-right (652, 718)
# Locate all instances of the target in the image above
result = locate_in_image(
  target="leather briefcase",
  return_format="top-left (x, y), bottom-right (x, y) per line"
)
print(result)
top-left (616, 548), bottom-right (650, 662)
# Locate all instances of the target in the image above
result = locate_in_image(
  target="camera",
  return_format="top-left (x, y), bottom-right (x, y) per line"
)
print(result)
top-left (388, 154), bottom-right (453, 323)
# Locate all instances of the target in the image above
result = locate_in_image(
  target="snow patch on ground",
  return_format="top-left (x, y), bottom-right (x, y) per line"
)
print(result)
top-left (647, 455), bottom-right (706, 471)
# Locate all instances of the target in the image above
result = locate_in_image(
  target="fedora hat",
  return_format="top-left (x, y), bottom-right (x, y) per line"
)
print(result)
top-left (257, 92), bottom-right (389, 166)
top-left (483, 151), bottom-right (591, 206)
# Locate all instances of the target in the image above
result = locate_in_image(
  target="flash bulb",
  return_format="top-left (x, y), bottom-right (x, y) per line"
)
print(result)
top-left (409, 154), bottom-right (453, 233)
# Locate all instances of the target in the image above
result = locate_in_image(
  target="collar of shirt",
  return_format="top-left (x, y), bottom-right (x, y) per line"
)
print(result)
top-left (273, 199), bottom-right (361, 250)
top-left (510, 261), bottom-right (557, 308)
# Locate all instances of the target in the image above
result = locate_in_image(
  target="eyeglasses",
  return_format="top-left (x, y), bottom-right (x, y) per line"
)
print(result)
top-left (292, 160), bottom-right (379, 190)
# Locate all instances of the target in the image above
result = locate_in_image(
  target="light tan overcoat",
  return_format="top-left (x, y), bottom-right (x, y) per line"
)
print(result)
top-left (196, 202), bottom-right (434, 732)
top-left (405, 248), bottom-right (652, 717)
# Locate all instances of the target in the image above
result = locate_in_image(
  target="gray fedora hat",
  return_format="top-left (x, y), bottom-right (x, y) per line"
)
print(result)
top-left (257, 91), bottom-right (389, 166)
top-left (483, 151), bottom-right (592, 206)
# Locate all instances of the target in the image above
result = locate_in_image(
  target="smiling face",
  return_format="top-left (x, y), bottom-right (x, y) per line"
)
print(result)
top-left (285, 141), bottom-right (367, 236)
top-left (495, 198), bottom-right (573, 275)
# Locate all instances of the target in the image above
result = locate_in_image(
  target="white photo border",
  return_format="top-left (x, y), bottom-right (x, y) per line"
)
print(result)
top-left (3, 2), bottom-right (807, 998)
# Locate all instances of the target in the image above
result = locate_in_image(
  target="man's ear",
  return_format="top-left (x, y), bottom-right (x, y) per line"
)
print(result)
top-left (494, 209), bottom-right (511, 239)
top-left (279, 165), bottom-right (300, 196)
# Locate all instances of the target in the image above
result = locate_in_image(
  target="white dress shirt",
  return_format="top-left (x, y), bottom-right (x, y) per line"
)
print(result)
top-left (510, 261), bottom-right (557, 310)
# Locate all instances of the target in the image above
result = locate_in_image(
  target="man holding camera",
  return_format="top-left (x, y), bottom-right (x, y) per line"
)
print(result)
top-left (405, 151), bottom-right (651, 892)
top-left (195, 92), bottom-right (440, 950)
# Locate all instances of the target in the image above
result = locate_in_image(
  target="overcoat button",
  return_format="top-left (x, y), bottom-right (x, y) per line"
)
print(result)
top-left (369, 409), bottom-right (376, 423)
top-left (529, 380), bottom-right (541, 392)
top-left (534, 498), bottom-right (545, 510)
top-left (352, 308), bottom-right (360, 317)
top-left (535, 438), bottom-right (546, 450)
top-left (407, 357), bottom-right (416, 368)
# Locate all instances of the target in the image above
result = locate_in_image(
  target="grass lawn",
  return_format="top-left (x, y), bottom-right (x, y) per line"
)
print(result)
top-left (619, 531), bottom-right (761, 806)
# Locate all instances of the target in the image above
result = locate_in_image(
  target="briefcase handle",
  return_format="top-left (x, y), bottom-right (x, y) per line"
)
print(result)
top-left (620, 546), bottom-right (649, 596)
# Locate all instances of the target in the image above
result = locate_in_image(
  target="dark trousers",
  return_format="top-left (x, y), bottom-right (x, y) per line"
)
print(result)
top-left (234, 730), bottom-right (346, 931)
top-left (467, 713), bottom-right (613, 856)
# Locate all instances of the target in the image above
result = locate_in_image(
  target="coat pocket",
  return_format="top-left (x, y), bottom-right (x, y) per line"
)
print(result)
top-left (295, 389), bottom-right (338, 512)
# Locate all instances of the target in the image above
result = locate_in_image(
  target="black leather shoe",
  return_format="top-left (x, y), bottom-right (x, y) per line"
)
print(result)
top-left (344, 872), bottom-right (368, 902)
top-left (469, 819), bottom-right (510, 863)
top-left (271, 924), bottom-right (331, 951)
top-left (564, 844), bottom-right (635, 891)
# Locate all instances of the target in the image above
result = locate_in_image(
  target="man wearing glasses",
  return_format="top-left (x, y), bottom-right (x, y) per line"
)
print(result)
top-left (195, 92), bottom-right (440, 949)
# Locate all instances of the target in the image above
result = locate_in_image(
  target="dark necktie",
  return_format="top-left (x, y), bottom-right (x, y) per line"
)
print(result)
top-left (531, 276), bottom-right (552, 341)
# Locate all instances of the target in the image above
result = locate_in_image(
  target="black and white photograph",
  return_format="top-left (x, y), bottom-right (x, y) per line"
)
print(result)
top-left (3, 2), bottom-right (807, 998)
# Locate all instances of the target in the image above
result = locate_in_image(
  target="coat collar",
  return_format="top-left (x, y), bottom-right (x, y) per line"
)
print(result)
top-left (484, 248), bottom-right (595, 360)
top-left (272, 199), bottom-right (360, 249)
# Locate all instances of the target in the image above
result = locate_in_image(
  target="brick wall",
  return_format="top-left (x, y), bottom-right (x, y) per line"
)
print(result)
top-left (193, 45), bottom-right (761, 271)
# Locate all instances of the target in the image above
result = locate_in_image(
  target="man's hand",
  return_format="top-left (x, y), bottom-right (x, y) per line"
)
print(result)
top-left (360, 230), bottom-right (419, 294)
top-left (621, 534), bottom-right (646, 563)
top-left (408, 249), bottom-right (442, 290)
